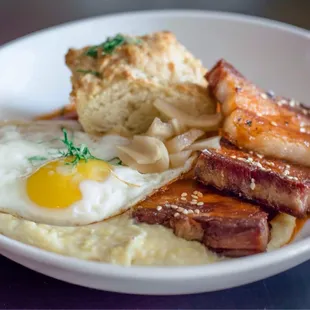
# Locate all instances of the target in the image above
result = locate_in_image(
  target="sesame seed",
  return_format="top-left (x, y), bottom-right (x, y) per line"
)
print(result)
top-left (300, 122), bottom-right (305, 127)
top-left (256, 153), bottom-right (263, 159)
top-left (238, 193), bottom-right (242, 197)
top-left (174, 213), bottom-right (180, 217)
top-left (190, 201), bottom-right (198, 205)
top-left (194, 209), bottom-right (200, 214)
top-left (197, 192), bottom-right (203, 197)
top-left (249, 151), bottom-right (253, 155)
top-left (250, 178), bottom-right (256, 190)
top-left (271, 121), bottom-right (278, 126)
top-left (156, 206), bottom-right (162, 211)
top-left (197, 202), bottom-right (204, 206)
top-left (181, 192), bottom-right (187, 197)
top-left (300, 127), bottom-right (306, 133)
top-left (191, 195), bottom-right (198, 199)
top-left (181, 197), bottom-right (187, 201)
top-left (187, 209), bottom-right (194, 214)
top-left (285, 164), bottom-right (291, 169)
top-left (278, 99), bottom-right (287, 106)
top-left (302, 109), bottom-right (309, 115)
top-left (287, 176), bottom-right (298, 181)
top-left (253, 162), bottom-right (263, 169)
top-left (191, 199), bottom-right (198, 203)
top-left (183, 209), bottom-right (189, 215)
top-left (261, 93), bottom-right (268, 99)
top-left (231, 155), bottom-right (236, 159)
top-left (193, 191), bottom-right (198, 195)
top-left (171, 205), bottom-right (178, 209)
top-left (267, 161), bottom-right (275, 166)
top-left (283, 169), bottom-right (290, 176)
top-left (177, 207), bottom-right (184, 212)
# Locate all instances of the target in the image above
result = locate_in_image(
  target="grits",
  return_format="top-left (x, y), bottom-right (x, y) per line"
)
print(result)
top-left (0, 212), bottom-right (296, 266)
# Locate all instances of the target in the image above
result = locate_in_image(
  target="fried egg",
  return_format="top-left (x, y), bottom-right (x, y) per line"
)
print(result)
top-left (0, 121), bottom-right (193, 226)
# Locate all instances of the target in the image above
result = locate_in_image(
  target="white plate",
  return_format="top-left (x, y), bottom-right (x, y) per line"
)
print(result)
top-left (0, 10), bottom-right (309, 295)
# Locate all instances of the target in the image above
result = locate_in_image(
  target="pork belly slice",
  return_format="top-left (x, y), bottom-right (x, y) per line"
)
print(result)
top-left (195, 139), bottom-right (310, 218)
top-left (206, 59), bottom-right (310, 167)
top-left (223, 108), bottom-right (310, 168)
top-left (132, 179), bottom-right (269, 257)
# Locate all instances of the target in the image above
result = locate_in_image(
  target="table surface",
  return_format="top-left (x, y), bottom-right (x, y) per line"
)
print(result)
top-left (1, 0), bottom-right (310, 309)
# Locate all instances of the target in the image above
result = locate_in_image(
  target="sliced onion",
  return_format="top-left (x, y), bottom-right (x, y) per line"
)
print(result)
top-left (165, 129), bottom-right (205, 153)
top-left (186, 136), bottom-right (221, 151)
top-left (117, 148), bottom-right (169, 174)
top-left (117, 136), bottom-right (170, 173)
top-left (146, 117), bottom-right (174, 141)
top-left (116, 147), bottom-right (136, 166)
top-left (169, 150), bottom-right (192, 168)
top-left (169, 118), bottom-right (188, 135)
top-left (117, 135), bottom-right (166, 164)
top-left (153, 99), bottom-right (222, 131)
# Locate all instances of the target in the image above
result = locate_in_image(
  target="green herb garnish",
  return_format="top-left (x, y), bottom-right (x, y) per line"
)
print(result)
top-left (28, 156), bottom-right (48, 163)
top-left (76, 69), bottom-right (101, 77)
top-left (85, 34), bottom-right (141, 58)
top-left (32, 130), bottom-right (123, 167)
top-left (59, 128), bottom-right (100, 166)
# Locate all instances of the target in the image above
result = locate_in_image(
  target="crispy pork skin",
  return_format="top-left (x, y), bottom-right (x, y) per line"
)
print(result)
top-left (132, 179), bottom-right (269, 257)
top-left (206, 59), bottom-right (310, 167)
top-left (195, 139), bottom-right (310, 218)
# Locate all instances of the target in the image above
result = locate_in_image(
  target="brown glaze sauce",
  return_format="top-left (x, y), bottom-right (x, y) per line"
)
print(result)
top-left (138, 176), bottom-right (306, 244)
top-left (138, 176), bottom-right (266, 214)
top-left (290, 218), bottom-right (307, 243)
top-left (35, 105), bottom-right (78, 121)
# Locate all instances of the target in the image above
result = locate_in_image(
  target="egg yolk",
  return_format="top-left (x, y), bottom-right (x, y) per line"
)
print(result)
top-left (26, 157), bottom-right (111, 209)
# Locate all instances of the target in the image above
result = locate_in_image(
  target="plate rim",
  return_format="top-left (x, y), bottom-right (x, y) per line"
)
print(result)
top-left (0, 9), bottom-right (309, 281)
top-left (0, 9), bottom-right (309, 52)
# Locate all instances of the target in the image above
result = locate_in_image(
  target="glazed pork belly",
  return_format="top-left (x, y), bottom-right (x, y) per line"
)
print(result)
top-left (132, 179), bottom-right (269, 257)
top-left (206, 59), bottom-right (310, 167)
top-left (195, 139), bottom-right (310, 218)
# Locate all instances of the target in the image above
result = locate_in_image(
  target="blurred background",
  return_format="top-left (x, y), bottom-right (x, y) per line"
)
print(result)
top-left (1, 0), bottom-right (310, 45)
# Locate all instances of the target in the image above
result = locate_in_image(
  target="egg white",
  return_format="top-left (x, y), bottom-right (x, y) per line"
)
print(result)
top-left (0, 122), bottom-right (193, 226)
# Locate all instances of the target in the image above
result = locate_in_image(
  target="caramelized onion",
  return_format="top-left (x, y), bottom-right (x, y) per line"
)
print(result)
top-left (117, 135), bottom-right (170, 173)
top-left (146, 117), bottom-right (174, 140)
top-left (168, 118), bottom-right (188, 135)
top-left (117, 135), bottom-right (165, 164)
top-left (169, 150), bottom-right (192, 168)
top-left (186, 136), bottom-right (221, 151)
top-left (153, 99), bottom-right (222, 131)
top-left (165, 129), bottom-right (205, 153)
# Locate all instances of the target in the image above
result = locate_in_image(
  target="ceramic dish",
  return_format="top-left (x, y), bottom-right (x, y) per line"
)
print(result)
top-left (0, 10), bottom-right (309, 295)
